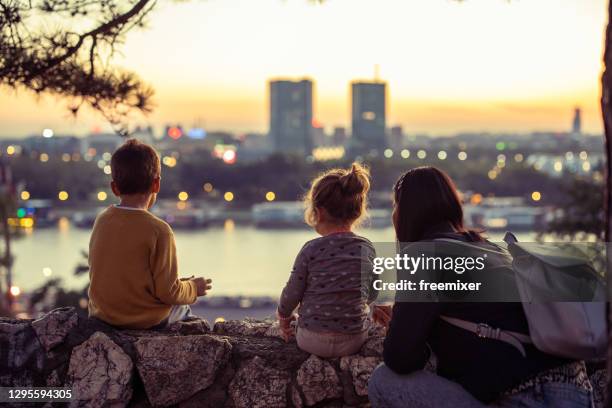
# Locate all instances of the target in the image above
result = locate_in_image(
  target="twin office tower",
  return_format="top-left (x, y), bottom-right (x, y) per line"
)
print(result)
top-left (269, 79), bottom-right (387, 155)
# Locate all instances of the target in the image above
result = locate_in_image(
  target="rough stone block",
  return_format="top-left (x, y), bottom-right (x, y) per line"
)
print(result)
top-left (229, 356), bottom-right (291, 408)
top-left (32, 307), bottom-right (79, 352)
top-left (67, 331), bottom-right (133, 408)
top-left (340, 355), bottom-right (382, 397)
top-left (134, 334), bottom-right (231, 407)
top-left (297, 355), bottom-right (343, 406)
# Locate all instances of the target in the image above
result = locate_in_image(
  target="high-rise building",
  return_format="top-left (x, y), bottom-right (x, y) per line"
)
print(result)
top-left (389, 125), bottom-right (404, 150)
top-left (269, 79), bottom-right (313, 154)
top-left (572, 107), bottom-right (582, 135)
top-left (332, 127), bottom-right (347, 147)
top-left (312, 122), bottom-right (326, 148)
top-left (351, 81), bottom-right (387, 154)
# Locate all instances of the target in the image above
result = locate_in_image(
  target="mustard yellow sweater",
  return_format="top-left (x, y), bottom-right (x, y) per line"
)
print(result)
top-left (88, 206), bottom-right (197, 329)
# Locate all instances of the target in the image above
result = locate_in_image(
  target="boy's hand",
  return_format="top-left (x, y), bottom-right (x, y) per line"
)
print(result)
top-left (192, 277), bottom-right (212, 297)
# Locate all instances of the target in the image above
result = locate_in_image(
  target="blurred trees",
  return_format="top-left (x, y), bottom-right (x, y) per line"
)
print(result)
top-left (544, 178), bottom-right (604, 240)
top-left (28, 251), bottom-right (89, 317)
top-left (7, 150), bottom-right (574, 208)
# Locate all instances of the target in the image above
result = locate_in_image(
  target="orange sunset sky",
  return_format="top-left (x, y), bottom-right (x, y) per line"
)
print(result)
top-left (0, 0), bottom-right (608, 137)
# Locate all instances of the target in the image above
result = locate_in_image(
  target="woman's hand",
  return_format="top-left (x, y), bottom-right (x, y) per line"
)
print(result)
top-left (277, 311), bottom-right (296, 342)
top-left (372, 304), bottom-right (393, 329)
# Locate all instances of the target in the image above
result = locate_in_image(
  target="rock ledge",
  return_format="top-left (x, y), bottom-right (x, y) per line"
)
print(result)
top-left (0, 308), bottom-right (382, 407)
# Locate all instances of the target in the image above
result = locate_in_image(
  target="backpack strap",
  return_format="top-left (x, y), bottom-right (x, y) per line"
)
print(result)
top-left (503, 232), bottom-right (518, 244)
top-left (440, 315), bottom-right (532, 357)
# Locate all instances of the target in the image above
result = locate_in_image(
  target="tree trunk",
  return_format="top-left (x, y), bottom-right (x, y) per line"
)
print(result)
top-left (603, 1), bottom-right (612, 406)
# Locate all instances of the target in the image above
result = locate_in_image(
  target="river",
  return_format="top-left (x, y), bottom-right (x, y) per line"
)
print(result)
top-left (10, 220), bottom-right (536, 296)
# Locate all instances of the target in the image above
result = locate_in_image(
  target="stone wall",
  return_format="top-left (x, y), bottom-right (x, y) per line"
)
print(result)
top-left (0, 308), bottom-right (384, 407)
top-left (1, 307), bottom-right (607, 407)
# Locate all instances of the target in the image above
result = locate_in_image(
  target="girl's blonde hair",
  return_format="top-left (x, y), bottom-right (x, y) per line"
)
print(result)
top-left (304, 162), bottom-right (371, 227)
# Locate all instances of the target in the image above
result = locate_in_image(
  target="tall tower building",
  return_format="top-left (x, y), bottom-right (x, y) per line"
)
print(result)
top-left (332, 127), bottom-right (347, 147)
top-left (572, 107), bottom-right (582, 135)
top-left (269, 79), bottom-right (313, 154)
top-left (389, 125), bottom-right (404, 150)
top-left (351, 81), bottom-right (387, 154)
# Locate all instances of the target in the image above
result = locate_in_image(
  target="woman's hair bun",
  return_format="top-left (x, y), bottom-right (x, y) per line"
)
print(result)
top-left (340, 162), bottom-right (370, 195)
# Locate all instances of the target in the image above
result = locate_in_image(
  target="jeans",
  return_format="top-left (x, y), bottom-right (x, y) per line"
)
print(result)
top-left (494, 382), bottom-right (594, 408)
top-left (368, 364), bottom-right (594, 408)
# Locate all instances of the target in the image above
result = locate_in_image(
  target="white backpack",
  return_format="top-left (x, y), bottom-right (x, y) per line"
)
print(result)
top-left (441, 232), bottom-right (606, 360)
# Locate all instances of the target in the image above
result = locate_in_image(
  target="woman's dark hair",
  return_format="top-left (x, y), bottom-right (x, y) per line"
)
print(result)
top-left (393, 166), bottom-right (482, 242)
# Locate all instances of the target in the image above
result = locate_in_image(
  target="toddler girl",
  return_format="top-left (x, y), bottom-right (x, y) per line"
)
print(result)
top-left (277, 163), bottom-right (377, 357)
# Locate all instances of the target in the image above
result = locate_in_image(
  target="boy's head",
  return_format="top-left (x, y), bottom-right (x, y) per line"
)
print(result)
top-left (110, 139), bottom-right (161, 207)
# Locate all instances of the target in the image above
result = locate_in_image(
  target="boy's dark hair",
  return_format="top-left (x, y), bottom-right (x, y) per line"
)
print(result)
top-left (110, 139), bottom-right (161, 195)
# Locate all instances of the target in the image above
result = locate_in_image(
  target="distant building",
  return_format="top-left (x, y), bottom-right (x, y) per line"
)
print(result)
top-left (332, 127), bottom-right (347, 147)
top-left (21, 135), bottom-right (82, 155)
top-left (572, 107), bottom-right (582, 135)
top-left (81, 133), bottom-right (122, 158)
top-left (312, 123), bottom-right (326, 148)
top-left (351, 81), bottom-right (386, 153)
top-left (131, 126), bottom-right (156, 145)
top-left (269, 79), bottom-right (313, 154)
top-left (389, 125), bottom-right (404, 150)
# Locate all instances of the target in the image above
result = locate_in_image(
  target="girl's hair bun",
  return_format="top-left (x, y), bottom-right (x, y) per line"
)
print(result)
top-left (340, 162), bottom-right (370, 196)
top-left (303, 162), bottom-right (371, 227)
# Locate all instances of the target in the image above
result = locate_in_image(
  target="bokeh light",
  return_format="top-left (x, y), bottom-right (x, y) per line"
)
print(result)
top-left (222, 149), bottom-right (237, 164)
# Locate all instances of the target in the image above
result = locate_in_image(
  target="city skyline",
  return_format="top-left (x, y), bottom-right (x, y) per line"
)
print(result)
top-left (0, 0), bottom-right (607, 137)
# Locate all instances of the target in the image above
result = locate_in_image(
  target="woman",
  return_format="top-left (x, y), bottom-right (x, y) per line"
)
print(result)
top-left (368, 166), bottom-right (593, 408)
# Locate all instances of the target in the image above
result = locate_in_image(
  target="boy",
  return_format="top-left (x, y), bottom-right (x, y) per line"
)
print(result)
top-left (88, 139), bottom-right (211, 329)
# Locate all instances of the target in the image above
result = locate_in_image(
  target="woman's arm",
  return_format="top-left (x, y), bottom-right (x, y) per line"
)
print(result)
top-left (383, 302), bottom-right (443, 374)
